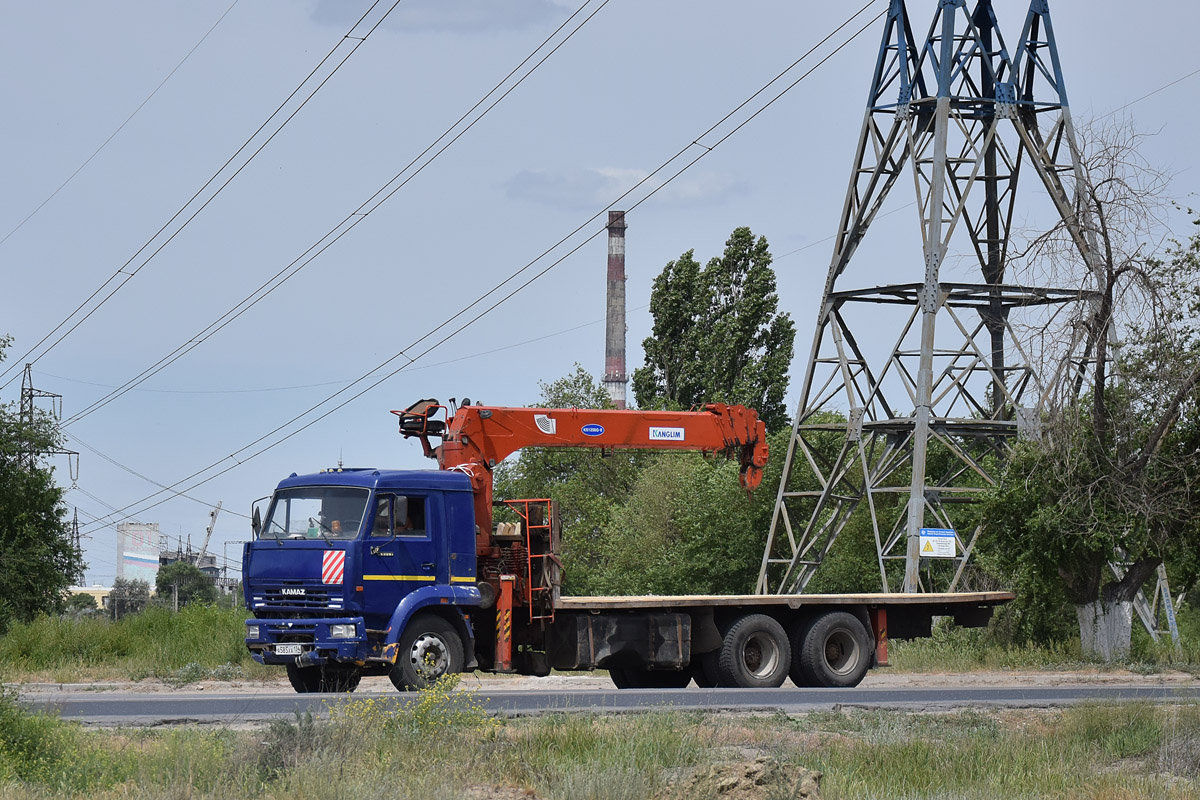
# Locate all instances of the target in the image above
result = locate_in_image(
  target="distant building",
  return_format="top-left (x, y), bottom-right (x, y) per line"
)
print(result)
top-left (159, 549), bottom-right (220, 582)
top-left (68, 584), bottom-right (112, 610)
top-left (116, 522), bottom-right (160, 583)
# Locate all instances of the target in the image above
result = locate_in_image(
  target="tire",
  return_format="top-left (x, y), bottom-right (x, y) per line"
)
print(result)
top-left (787, 617), bottom-right (817, 687)
top-left (691, 658), bottom-right (717, 688)
top-left (696, 650), bottom-right (722, 687)
top-left (286, 663), bottom-right (361, 693)
top-left (798, 611), bottom-right (872, 688)
top-left (608, 667), bottom-right (692, 689)
top-left (389, 612), bottom-right (464, 691)
top-left (715, 614), bottom-right (791, 688)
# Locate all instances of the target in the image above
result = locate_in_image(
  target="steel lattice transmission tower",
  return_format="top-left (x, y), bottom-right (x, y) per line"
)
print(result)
top-left (757, 0), bottom-right (1101, 595)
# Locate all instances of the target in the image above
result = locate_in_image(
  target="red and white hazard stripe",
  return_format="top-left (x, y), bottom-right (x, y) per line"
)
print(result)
top-left (322, 550), bottom-right (345, 585)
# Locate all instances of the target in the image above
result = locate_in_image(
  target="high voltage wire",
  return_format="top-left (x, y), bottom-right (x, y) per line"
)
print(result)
top-left (58, 0), bottom-right (611, 428)
top-left (65, 432), bottom-right (250, 519)
top-left (53, 310), bottom-right (634, 529)
top-left (0, 1), bottom-right (242, 250)
top-left (79, 2), bottom-right (882, 535)
top-left (0, 0), bottom-right (405, 390)
top-left (36, 306), bottom-right (632, 396)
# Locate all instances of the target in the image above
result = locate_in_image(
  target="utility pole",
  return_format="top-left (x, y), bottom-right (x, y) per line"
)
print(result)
top-left (71, 507), bottom-right (84, 585)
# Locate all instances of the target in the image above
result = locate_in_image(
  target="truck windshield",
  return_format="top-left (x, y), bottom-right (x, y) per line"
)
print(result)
top-left (260, 487), bottom-right (369, 540)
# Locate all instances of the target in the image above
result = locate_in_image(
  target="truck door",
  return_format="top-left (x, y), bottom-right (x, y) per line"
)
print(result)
top-left (361, 494), bottom-right (447, 622)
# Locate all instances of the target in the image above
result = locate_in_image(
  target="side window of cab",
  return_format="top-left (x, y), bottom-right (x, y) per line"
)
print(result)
top-left (370, 495), bottom-right (426, 537)
top-left (396, 495), bottom-right (425, 536)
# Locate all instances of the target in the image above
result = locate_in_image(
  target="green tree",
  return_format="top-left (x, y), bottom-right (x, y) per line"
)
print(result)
top-left (594, 428), bottom-right (793, 595)
top-left (633, 227), bottom-right (795, 431)
top-left (108, 578), bottom-right (150, 620)
top-left (156, 561), bottom-right (217, 609)
top-left (493, 365), bottom-right (649, 593)
top-left (63, 592), bottom-right (98, 613)
top-left (981, 126), bottom-right (1200, 658)
top-left (0, 336), bottom-right (83, 633)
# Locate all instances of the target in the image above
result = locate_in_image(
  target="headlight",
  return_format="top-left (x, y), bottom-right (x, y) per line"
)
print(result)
top-left (246, 625), bottom-right (260, 639)
top-left (329, 624), bottom-right (357, 639)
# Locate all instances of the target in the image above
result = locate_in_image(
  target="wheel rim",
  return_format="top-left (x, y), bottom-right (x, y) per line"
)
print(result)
top-left (742, 631), bottom-right (781, 679)
top-left (823, 628), bottom-right (861, 675)
top-left (410, 633), bottom-right (449, 678)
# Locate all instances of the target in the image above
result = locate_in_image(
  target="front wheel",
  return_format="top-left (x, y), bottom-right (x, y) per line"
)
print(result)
top-left (286, 663), bottom-right (361, 693)
top-left (798, 611), bottom-right (872, 688)
top-left (389, 613), bottom-right (464, 691)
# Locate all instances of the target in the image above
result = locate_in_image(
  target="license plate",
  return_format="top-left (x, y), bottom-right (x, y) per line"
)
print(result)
top-left (275, 643), bottom-right (303, 656)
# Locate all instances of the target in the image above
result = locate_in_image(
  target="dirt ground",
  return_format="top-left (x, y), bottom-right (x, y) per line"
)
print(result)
top-left (11, 667), bottom-right (1199, 695)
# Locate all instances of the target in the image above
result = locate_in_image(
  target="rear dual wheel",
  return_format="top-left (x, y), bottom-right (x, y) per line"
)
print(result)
top-left (794, 611), bottom-right (872, 688)
top-left (710, 614), bottom-right (791, 689)
top-left (700, 611), bottom-right (872, 689)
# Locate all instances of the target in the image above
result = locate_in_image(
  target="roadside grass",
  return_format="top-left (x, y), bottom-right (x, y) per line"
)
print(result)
top-left (0, 605), bottom-right (268, 684)
top-left (889, 608), bottom-right (1200, 674)
top-left (2, 685), bottom-right (1198, 799)
top-left (780, 702), bottom-right (1200, 798)
top-left (889, 626), bottom-right (1088, 672)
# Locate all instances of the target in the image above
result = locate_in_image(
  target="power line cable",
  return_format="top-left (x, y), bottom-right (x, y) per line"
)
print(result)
top-left (79, 3), bottom-right (881, 534)
top-left (35, 305), bottom-right (627, 395)
top-left (59, 0), bottom-right (611, 427)
top-left (0, 0), bottom-right (405, 389)
top-left (0, 1), bottom-right (242, 249)
top-left (51, 311), bottom-right (624, 525)
top-left (1106, 67), bottom-right (1200, 117)
top-left (65, 432), bottom-right (250, 519)
top-left (72, 485), bottom-right (123, 517)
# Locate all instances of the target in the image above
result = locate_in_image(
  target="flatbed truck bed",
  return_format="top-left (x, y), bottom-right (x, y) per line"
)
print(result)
top-left (556, 591), bottom-right (1014, 610)
top-left (543, 590), bottom-right (1014, 688)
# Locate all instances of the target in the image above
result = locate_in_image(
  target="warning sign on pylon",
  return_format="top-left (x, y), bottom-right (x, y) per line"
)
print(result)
top-left (918, 528), bottom-right (956, 558)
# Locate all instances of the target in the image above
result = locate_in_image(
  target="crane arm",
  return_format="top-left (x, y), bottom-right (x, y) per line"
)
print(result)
top-left (394, 400), bottom-right (769, 544)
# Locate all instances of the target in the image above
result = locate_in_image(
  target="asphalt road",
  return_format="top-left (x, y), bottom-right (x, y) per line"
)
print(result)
top-left (21, 684), bottom-right (1200, 726)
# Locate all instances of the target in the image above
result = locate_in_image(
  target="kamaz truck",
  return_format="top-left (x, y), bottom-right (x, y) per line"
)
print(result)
top-left (243, 399), bottom-right (1011, 692)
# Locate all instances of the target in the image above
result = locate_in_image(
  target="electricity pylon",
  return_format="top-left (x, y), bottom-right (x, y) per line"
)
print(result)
top-left (20, 363), bottom-right (79, 480)
top-left (758, 0), bottom-right (1101, 595)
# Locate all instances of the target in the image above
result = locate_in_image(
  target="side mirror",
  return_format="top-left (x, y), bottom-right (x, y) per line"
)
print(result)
top-left (251, 496), bottom-right (270, 537)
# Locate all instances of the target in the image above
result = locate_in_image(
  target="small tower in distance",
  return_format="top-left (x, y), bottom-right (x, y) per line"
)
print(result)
top-left (603, 211), bottom-right (628, 409)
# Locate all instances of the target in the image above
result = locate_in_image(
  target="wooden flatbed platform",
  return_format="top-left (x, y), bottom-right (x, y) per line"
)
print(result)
top-left (555, 591), bottom-right (1014, 610)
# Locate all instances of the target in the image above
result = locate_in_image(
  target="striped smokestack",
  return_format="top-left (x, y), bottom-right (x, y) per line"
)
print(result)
top-left (603, 211), bottom-right (628, 409)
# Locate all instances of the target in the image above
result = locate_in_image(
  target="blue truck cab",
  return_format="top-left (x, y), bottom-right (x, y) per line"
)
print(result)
top-left (243, 468), bottom-right (481, 692)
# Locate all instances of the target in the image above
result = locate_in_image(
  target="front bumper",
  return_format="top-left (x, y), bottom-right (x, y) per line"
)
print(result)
top-left (245, 616), bottom-right (374, 666)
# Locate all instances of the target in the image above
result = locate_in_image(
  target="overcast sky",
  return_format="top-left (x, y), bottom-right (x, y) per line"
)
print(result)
top-left (2, 0), bottom-right (1197, 585)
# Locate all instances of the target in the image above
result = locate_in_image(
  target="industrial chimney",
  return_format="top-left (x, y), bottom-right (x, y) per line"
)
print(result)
top-left (603, 211), bottom-right (628, 409)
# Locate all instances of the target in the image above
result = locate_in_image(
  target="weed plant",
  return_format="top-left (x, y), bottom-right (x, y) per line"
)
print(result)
top-left (890, 604), bottom-right (1200, 674)
top-left (0, 604), bottom-right (258, 683)
top-left (1, 687), bottom-right (1198, 799)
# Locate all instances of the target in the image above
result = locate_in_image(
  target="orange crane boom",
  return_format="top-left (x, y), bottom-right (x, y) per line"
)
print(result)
top-left (393, 400), bottom-right (768, 545)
